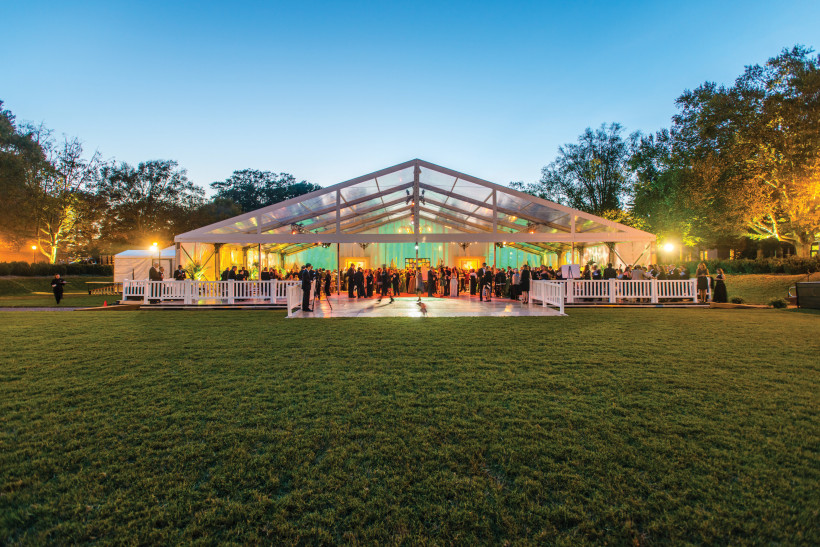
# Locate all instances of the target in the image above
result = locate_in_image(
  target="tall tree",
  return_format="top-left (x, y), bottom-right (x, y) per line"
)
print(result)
top-left (0, 101), bottom-right (46, 249)
top-left (513, 123), bottom-right (638, 216)
top-left (630, 130), bottom-right (712, 247)
top-left (672, 46), bottom-right (820, 255)
top-left (96, 160), bottom-right (204, 247)
top-left (210, 169), bottom-right (320, 212)
top-left (32, 136), bottom-right (104, 262)
top-left (0, 103), bottom-right (103, 262)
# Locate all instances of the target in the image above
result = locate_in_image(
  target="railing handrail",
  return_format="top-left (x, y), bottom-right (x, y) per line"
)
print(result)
top-left (123, 279), bottom-right (302, 305)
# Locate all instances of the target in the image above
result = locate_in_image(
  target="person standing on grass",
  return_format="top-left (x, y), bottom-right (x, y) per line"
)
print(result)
top-left (51, 274), bottom-right (67, 304)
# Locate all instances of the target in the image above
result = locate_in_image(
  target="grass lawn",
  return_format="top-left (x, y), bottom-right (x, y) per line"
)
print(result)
top-left (1, 309), bottom-right (818, 544)
top-left (0, 276), bottom-right (114, 308)
top-left (724, 272), bottom-right (820, 304)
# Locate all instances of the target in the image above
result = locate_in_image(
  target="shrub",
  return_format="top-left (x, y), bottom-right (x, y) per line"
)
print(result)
top-left (0, 262), bottom-right (113, 277)
top-left (768, 298), bottom-right (789, 308)
top-left (679, 257), bottom-right (820, 275)
top-left (729, 296), bottom-right (745, 304)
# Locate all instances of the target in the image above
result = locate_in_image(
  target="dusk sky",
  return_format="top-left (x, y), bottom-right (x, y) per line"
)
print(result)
top-left (3, 1), bottom-right (818, 191)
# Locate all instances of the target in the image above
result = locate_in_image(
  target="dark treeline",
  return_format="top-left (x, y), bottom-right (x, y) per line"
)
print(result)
top-left (512, 45), bottom-right (819, 257)
top-left (0, 106), bottom-right (319, 263)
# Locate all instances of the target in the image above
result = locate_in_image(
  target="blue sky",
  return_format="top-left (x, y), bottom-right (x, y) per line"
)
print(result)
top-left (3, 1), bottom-right (818, 191)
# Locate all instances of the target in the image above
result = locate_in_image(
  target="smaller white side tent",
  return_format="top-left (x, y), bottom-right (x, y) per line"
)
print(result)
top-left (114, 247), bottom-right (175, 282)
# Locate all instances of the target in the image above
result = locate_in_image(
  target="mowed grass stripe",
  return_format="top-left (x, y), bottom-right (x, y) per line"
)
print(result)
top-left (1, 309), bottom-right (818, 544)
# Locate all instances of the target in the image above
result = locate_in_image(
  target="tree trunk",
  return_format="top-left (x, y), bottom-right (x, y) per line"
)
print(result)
top-left (794, 241), bottom-right (811, 258)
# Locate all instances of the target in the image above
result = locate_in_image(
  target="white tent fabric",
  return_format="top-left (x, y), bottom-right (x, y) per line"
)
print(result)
top-left (114, 247), bottom-right (174, 282)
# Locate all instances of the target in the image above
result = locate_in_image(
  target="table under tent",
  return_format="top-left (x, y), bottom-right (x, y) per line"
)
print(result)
top-left (171, 159), bottom-right (657, 286)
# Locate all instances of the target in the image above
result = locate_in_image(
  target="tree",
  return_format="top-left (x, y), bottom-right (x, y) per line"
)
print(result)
top-left (32, 136), bottom-right (104, 263)
top-left (513, 123), bottom-right (638, 216)
top-left (630, 130), bottom-right (713, 247)
top-left (96, 160), bottom-right (204, 247)
top-left (0, 101), bottom-right (46, 249)
top-left (672, 46), bottom-right (820, 256)
top-left (0, 103), bottom-right (103, 262)
top-left (210, 169), bottom-right (320, 212)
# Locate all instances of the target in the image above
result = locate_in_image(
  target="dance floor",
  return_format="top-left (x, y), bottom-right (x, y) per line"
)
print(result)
top-left (290, 295), bottom-right (564, 318)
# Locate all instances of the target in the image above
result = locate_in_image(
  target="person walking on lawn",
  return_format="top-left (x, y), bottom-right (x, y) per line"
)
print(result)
top-left (51, 274), bottom-right (67, 304)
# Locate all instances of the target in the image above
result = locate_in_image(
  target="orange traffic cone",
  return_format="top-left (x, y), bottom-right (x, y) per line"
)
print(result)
top-left (103, 300), bottom-right (108, 307)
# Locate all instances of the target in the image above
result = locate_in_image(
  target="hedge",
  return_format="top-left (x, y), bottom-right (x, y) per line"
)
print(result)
top-left (0, 262), bottom-right (114, 277)
top-left (680, 257), bottom-right (820, 275)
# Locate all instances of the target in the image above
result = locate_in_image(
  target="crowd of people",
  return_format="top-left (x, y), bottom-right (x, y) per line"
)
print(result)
top-left (149, 260), bottom-right (729, 306)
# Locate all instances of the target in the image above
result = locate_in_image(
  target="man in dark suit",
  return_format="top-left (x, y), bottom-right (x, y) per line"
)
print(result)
top-left (346, 265), bottom-right (356, 298)
top-left (478, 263), bottom-right (487, 301)
top-left (174, 265), bottom-right (186, 280)
top-left (603, 263), bottom-right (617, 280)
top-left (51, 274), bottom-right (67, 304)
top-left (427, 267), bottom-right (436, 297)
top-left (377, 266), bottom-right (393, 303)
top-left (148, 263), bottom-right (161, 281)
top-left (354, 267), bottom-right (365, 298)
top-left (301, 263), bottom-right (313, 312)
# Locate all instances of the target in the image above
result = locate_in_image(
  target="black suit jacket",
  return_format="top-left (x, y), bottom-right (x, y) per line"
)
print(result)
top-left (301, 269), bottom-right (312, 289)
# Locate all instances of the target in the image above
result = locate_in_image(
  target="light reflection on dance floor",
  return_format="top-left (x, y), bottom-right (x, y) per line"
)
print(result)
top-left (290, 295), bottom-right (564, 318)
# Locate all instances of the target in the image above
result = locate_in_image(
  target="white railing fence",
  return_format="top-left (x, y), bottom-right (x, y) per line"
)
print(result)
top-left (286, 284), bottom-right (303, 317)
top-left (547, 278), bottom-right (698, 304)
top-left (122, 278), bottom-right (700, 308)
top-left (122, 279), bottom-right (301, 305)
top-left (529, 280), bottom-right (566, 315)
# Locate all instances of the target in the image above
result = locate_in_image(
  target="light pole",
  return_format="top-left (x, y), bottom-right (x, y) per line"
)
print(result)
top-left (31, 245), bottom-right (37, 264)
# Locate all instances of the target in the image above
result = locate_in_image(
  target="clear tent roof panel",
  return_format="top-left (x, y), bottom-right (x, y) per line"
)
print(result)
top-left (175, 159), bottom-right (655, 245)
top-left (423, 188), bottom-right (494, 219)
top-left (419, 167), bottom-right (493, 203)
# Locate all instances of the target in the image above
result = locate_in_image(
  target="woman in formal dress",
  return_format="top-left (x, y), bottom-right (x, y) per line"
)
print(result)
top-left (450, 267), bottom-right (459, 296)
top-left (415, 268), bottom-right (425, 302)
top-left (469, 269), bottom-right (477, 295)
top-left (696, 262), bottom-right (710, 303)
top-left (520, 264), bottom-right (531, 304)
top-left (712, 267), bottom-right (727, 303)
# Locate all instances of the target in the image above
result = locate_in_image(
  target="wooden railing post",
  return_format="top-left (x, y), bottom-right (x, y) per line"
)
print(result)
top-left (650, 278), bottom-right (658, 304)
top-left (608, 278), bottom-right (617, 304)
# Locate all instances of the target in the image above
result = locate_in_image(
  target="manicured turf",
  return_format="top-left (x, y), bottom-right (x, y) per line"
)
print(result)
top-left (0, 276), bottom-right (115, 308)
top-left (724, 272), bottom-right (820, 304)
top-left (1, 309), bottom-right (818, 544)
top-left (0, 276), bottom-right (113, 296)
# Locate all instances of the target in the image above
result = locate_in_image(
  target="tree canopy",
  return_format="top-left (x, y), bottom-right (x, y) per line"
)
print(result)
top-left (210, 169), bottom-right (321, 213)
top-left (634, 45), bottom-right (820, 255)
top-left (96, 160), bottom-right (205, 247)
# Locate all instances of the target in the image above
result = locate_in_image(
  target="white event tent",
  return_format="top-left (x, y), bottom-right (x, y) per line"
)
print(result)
top-left (172, 159), bottom-right (657, 282)
top-left (113, 247), bottom-right (174, 282)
